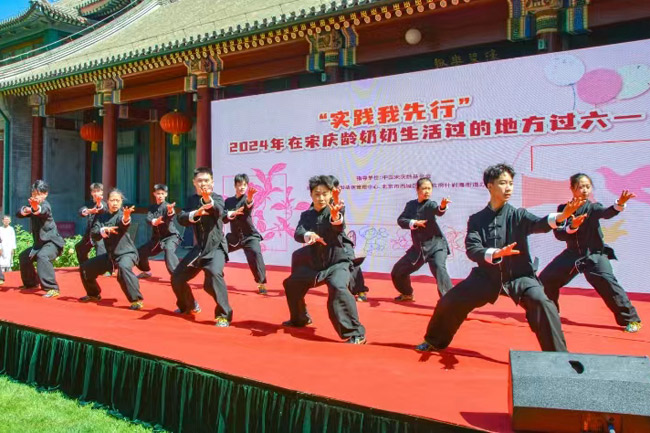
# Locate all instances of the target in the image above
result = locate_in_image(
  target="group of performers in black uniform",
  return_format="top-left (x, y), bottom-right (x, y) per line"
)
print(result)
top-left (12, 163), bottom-right (641, 348)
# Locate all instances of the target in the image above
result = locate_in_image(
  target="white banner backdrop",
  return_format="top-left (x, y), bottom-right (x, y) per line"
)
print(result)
top-left (213, 39), bottom-right (650, 292)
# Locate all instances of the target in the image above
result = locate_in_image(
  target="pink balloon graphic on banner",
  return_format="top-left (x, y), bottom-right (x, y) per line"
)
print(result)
top-left (576, 69), bottom-right (623, 105)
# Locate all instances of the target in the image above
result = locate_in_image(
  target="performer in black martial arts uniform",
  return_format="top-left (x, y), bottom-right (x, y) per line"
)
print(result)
top-left (290, 175), bottom-right (370, 301)
top-left (282, 175), bottom-right (366, 344)
top-left (416, 164), bottom-right (584, 352)
top-left (171, 167), bottom-right (232, 327)
top-left (539, 173), bottom-right (642, 333)
top-left (79, 189), bottom-right (144, 309)
top-left (75, 183), bottom-right (107, 265)
top-left (16, 180), bottom-right (65, 298)
top-left (136, 184), bottom-right (181, 279)
top-left (223, 174), bottom-right (268, 294)
top-left (391, 177), bottom-right (452, 301)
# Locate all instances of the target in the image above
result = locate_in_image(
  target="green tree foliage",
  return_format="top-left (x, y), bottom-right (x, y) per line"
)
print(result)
top-left (11, 225), bottom-right (95, 270)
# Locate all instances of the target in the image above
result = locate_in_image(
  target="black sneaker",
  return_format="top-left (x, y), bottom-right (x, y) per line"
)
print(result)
top-left (136, 271), bottom-right (152, 279)
top-left (355, 291), bottom-right (368, 302)
top-left (79, 295), bottom-right (102, 303)
top-left (394, 294), bottom-right (414, 302)
top-left (625, 321), bottom-right (642, 333)
top-left (174, 301), bottom-right (201, 315)
top-left (346, 336), bottom-right (366, 344)
top-left (282, 318), bottom-right (313, 327)
top-left (415, 341), bottom-right (440, 352)
top-left (215, 317), bottom-right (230, 327)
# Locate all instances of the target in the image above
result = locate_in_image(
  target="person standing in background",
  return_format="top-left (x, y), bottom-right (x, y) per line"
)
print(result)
top-left (75, 183), bottom-right (107, 265)
top-left (135, 184), bottom-right (181, 279)
top-left (0, 215), bottom-right (16, 272)
top-left (391, 178), bottom-right (453, 301)
top-left (223, 174), bottom-right (268, 294)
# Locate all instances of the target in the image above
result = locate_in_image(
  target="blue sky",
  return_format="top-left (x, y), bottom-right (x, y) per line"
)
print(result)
top-left (0, 0), bottom-right (33, 21)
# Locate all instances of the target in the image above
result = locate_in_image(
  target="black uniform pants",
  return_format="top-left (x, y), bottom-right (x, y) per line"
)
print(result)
top-left (293, 245), bottom-right (369, 295)
top-left (283, 262), bottom-right (365, 339)
top-left (349, 263), bottom-right (368, 295)
top-left (171, 248), bottom-right (232, 321)
top-left (423, 270), bottom-right (567, 352)
top-left (137, 236), bottom-right (181, 275)
top-left (75, 235), bottom-right (106, 265)
top-left (80, 253), bottom-right (142, 302)
top-left (391, 248), bottom-right (452, 297)
top-left (539, 250), bottom-right (640, 326)
top-left (227, 234), bottom-right (267, 284)
top-left (19, 243), bottom-right (61, 290)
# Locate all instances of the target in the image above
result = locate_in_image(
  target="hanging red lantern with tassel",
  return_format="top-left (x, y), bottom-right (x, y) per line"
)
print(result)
top-left (159, 109), bottom-right (192, 145)
top-left (80, 121), bottom-right (103, 152)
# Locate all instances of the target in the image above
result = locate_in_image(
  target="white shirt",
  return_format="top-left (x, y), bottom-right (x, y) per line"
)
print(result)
top-left (0, 226), bottom-right (16, 251)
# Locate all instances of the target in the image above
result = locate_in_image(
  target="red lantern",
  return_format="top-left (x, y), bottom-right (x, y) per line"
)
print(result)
top-left (80, 121), bottom-right (103, 152)
top-left (159, 109), bottom-right (192, 145)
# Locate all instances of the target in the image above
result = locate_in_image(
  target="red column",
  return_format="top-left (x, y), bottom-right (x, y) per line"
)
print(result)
top-left (325, 63), bottom-right (341, 84)
top-left (195, 86), bottom-right (211, 168)
top-left (102, 104), bottom-right (117, 189)
top-left (31, 116), bottom-right (44, 182)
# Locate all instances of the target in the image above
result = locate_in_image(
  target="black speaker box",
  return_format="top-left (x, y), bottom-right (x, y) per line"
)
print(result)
top-left (509, 350), bottom-right (650, 433)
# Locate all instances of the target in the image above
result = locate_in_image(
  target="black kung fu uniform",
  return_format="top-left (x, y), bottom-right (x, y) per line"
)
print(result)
top-left (423, 203), bottom-right (568, 352)
top-left (80, 209), bottom-right (143, 302)
top-left (538, 201), bottom-right (640, 326)
top-left (75, 200), bottom-right (107, 264)
top-left (283, 206), bottom-right (365, 339)
top-left (223, 194), bottom-right (267, 284)
top-left (391, 198), bottom-right (452, 297)
top-left (171, 193), bottom-right (231, 320)
top-left (291, 203), bottom-right (369, 296)
top-left (16, 200), bottom-right (65, 290)
top-left (136, 201), bottom-right (181, 275)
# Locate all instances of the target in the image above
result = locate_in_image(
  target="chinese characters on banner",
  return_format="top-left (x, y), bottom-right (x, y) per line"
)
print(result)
top-left (335, 173), bottom-right (483, 191)
top-left (228, 96), bottom-right (645, 155)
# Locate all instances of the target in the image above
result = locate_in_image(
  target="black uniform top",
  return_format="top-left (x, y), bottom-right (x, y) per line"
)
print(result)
top-left (553, 201), bottom-right (620, 260)
top-left (308, 202), bottom-right (354, 248)
top-left (294, 206), bottom-right (352, 271)
top-left (177, 193), bottom-right (228, 260)
top-left (79, 200), bottom-right (107, 237)
top-left (146, 201), bottom-right (180, 241)
top-left (16, 200), bottom-right (65, 250)
top-left (91, 209), bottom-right (138, 259)
top-left (398, 198), bottom-right (450, 257)
top-left (223, 195), bottom-right (262, 243)
top-left (465, 202), bottom-right (560, 303)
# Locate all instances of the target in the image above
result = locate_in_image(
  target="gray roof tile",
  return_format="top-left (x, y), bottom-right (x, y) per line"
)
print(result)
top-left (0, 0), bottom-right (387, 91)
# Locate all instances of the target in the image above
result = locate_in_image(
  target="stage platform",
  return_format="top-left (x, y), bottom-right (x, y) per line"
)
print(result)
top-left (1, 261), bottom-right (649, 432)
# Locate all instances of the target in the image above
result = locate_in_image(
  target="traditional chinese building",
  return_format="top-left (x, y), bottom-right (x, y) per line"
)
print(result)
top-left (0, 0), bottom-right (648, 240)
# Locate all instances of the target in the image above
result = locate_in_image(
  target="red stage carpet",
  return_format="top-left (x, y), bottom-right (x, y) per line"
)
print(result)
top-left (1, 262), bottom-right (649, 432)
